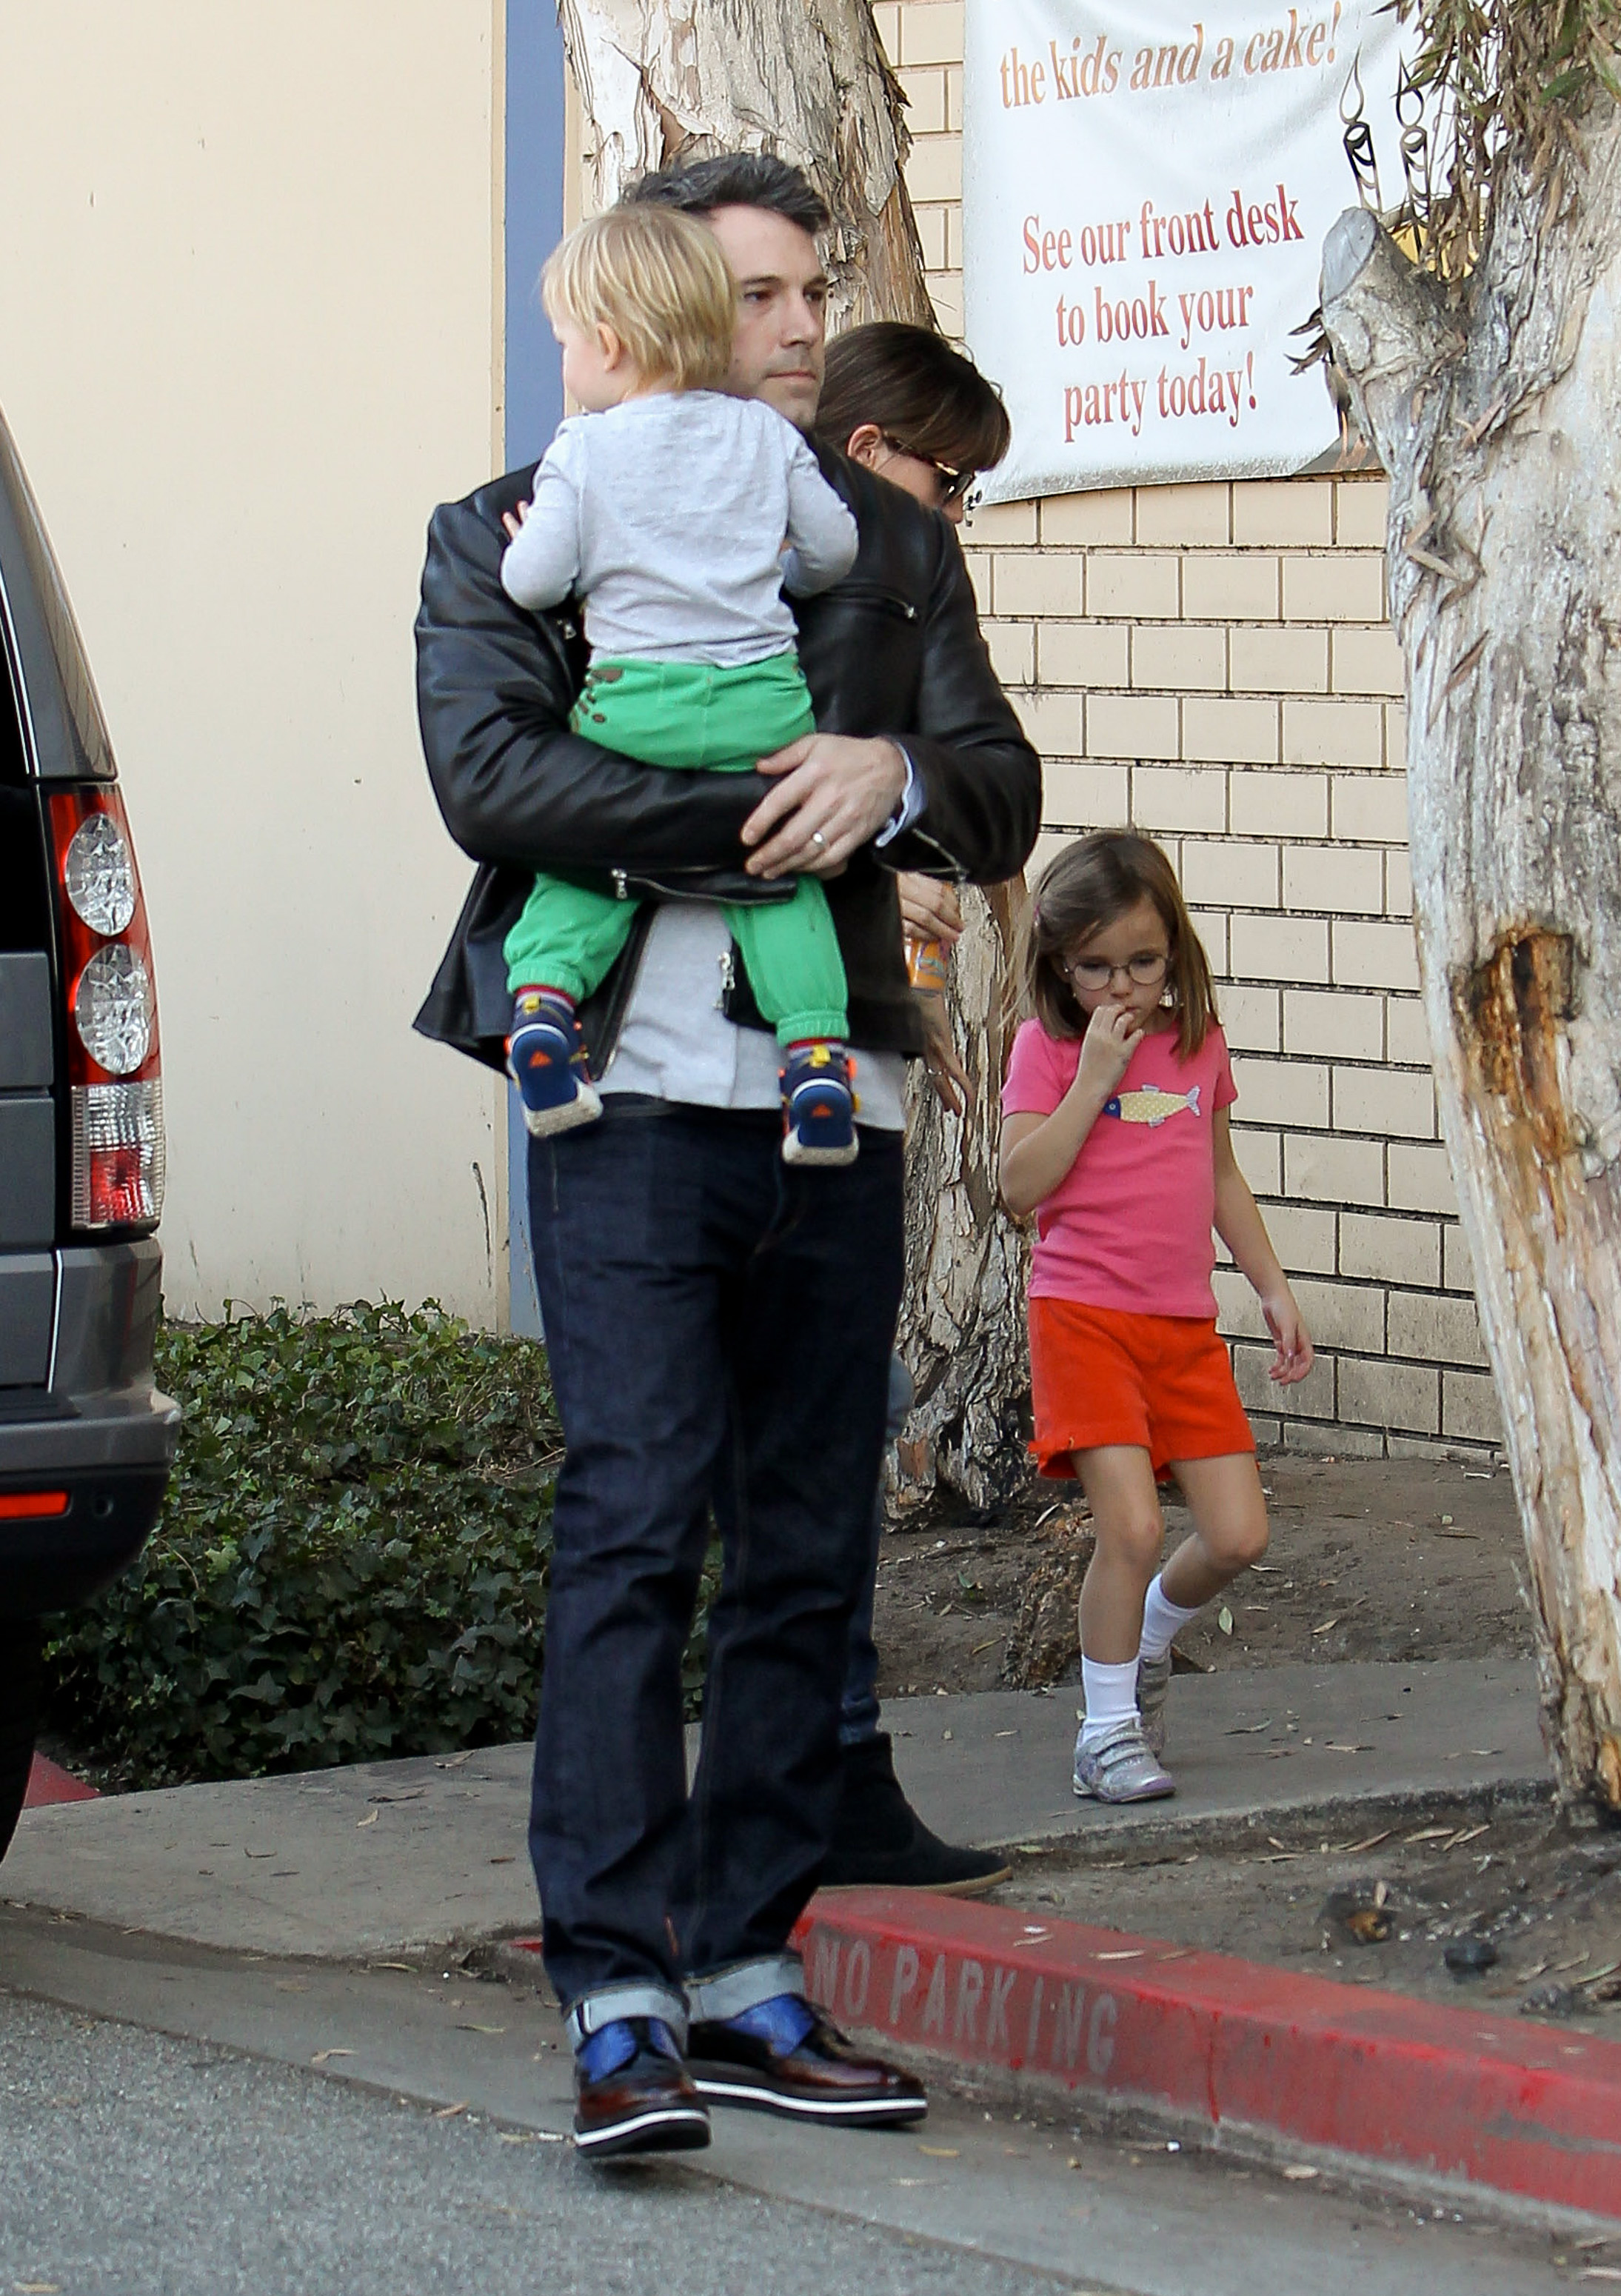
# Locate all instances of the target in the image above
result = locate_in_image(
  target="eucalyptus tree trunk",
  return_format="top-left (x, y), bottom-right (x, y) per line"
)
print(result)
top-left (556, 0), bottom-right (933, 326)
top-left (552, 0), bottom-right (1032, 1505)
top-left (1320, 119), bottom-right (1621, 1809)
top-left (896, 884), bottom-right (1032, 1512)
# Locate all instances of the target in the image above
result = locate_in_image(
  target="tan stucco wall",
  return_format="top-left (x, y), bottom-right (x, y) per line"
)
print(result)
top-left (0, 1), bottom-right (507, 1322)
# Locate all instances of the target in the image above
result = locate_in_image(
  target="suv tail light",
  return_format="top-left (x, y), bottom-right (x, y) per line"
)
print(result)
top-left (47, 787), bottom-right (164, 1231)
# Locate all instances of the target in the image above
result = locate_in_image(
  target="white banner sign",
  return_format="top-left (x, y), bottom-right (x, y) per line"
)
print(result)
top-left (963, 0), bottom-right (1410, 500)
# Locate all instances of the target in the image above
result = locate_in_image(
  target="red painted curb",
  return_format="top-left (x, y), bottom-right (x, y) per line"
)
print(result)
top-left (793, 1890), bottom-right (1621, 2221)
top-left (24, 1754), bottom-right (98, 1809)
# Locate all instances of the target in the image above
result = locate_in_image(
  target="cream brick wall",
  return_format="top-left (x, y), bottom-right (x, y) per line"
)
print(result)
top-left (882, 0), bottom-right (1497, 1457)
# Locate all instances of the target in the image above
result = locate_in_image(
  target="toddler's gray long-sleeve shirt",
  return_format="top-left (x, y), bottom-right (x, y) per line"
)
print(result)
top-left (499, 390), bottom-right (858, 666)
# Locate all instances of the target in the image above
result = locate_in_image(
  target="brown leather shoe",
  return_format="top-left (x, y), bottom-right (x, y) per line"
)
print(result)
top-left (572, 2018), bottom-right (712, 2158)
top-left (686, 1996), bottom-right (927, 2126)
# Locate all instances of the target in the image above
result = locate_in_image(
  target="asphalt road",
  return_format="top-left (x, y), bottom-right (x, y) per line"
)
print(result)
top-left (1, 1993), bottom-right (1072, 2296)
top-left (0, 1911), bottom-right (1592, 2296)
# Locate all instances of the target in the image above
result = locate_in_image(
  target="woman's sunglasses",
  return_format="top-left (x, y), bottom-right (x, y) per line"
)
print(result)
top-left (882, 434), bottom-right (977, 507)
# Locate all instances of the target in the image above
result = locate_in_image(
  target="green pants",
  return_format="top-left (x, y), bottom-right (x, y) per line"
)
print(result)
top-left (504, 650), bottom-right (849, 1046)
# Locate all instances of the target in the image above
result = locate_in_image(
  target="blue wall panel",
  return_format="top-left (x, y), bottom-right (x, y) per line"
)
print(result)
top-left (504, 0), bottom-right (566, 1337)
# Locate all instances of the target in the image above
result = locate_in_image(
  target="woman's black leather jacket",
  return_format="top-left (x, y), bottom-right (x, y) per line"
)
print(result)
top-left (412, 447), bottom-right (1043, 1074)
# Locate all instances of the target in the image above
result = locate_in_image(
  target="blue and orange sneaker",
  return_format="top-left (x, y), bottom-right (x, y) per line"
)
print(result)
top-left (780, 1041), bottom-right (858, 1167)
top-left (507, 987), bottom-right (602, 1138)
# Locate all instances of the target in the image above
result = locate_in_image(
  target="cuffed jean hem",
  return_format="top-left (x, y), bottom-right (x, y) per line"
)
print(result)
top-left (564, 1980), bottom-right (690, 2054)
top-left (685, 1953), bottom-right (805, 2023)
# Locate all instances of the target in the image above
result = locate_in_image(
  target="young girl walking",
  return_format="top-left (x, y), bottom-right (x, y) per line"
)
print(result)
top-left (999, 831), bottom-right (1314, 1803)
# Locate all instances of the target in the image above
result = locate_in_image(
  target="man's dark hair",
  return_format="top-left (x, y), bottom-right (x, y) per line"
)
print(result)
top-left (623, 151), bottom-right (830, 236)
top-left (813, 322), bottom-right (1012, 477)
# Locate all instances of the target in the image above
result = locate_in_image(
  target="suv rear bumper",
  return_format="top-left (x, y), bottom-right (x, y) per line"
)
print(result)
top-left (0, 1456), bottom-right (174, 1616)
top-left (0, 1237), bottom-right (178, 1615)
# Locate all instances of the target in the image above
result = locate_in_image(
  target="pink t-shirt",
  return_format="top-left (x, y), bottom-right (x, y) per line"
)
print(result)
top-left (1001, 1016), bottom-right (1238, 1318)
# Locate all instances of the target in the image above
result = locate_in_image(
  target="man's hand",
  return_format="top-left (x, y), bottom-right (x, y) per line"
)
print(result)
top-left (742, 733), bottom-right (908, 878)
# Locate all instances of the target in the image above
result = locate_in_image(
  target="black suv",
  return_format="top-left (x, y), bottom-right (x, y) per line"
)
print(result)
top-left (0, 403), bottom-right (178, 1852)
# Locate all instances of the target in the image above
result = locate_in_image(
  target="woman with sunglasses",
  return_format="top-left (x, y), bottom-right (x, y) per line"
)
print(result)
top-left (811, 324), bottom-right (1018, 1894)
top-left (815, 324), bottom-right (1013, 1116)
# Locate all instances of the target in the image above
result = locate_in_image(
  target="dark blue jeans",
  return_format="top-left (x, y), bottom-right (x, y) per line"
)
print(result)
top-left (838, 1353), bottom-right (913, 1747)
top-left (525, 1097), bottom-right (903, 2023)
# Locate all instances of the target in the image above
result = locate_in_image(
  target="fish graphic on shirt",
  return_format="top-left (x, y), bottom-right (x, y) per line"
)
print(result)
top-left (1103, 1083), bottom-right (1201, 1127)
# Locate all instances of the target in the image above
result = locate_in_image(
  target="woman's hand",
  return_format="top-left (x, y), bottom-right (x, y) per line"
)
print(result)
top-left (501, 499), bottom-right (532, 541)
top-left (898, 875), bottom-right (963, 948)
top-left (1074, 1001), bottom-right (1143, 1102)
top-left (1261, 1290), bottom-right (1315, 1385)
top-left (918, 994), bottom-right (970, 1118)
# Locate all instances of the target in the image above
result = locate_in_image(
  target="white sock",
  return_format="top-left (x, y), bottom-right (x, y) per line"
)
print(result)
top-left (1080, 1656), bottom-right (1141, 1749)
top-left (1139, 1574), bottom-right (1202, 1664)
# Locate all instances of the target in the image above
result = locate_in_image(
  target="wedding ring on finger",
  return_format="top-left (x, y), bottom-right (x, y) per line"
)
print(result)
top-left (811, 830), bottom-right (826, 848)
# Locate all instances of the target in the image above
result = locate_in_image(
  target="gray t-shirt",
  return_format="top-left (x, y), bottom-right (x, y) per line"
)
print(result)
top-left (499, 390), bottom-right (858, 665)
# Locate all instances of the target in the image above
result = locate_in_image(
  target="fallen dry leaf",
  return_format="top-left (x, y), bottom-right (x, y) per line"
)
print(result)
top-left (918, 2144), bottom-right (960, 2157)
top-left (455, 2023), bottom-right (506, 2035)
top-left (310, 2049), bottom-right (355, 2066)
top-left (433, 2100), bottom-right (469, 2119)
top-left (1310, 1618), bottom-right (1340, 1636)
top-left (1282, 2164), bottom-right (1320, 2181)
top-left (1405, 1826), bottom-right (1454, 1843)
top-left (14, 2282), bottom-right (62, 2293)
top-left (356, 1810), bottom-right (380, 1829)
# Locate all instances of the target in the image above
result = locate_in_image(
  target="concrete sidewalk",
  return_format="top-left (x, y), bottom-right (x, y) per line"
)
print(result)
top-left (2, 1658), bottom-right (1546, 1959)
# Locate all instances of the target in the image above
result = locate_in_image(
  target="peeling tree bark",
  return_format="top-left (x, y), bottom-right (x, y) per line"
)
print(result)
top-left (552, 1), bottom-right (1030, 1505)
top-left (1321, 126), bottom-right (1621, 1809)
top-left (896, 883), bottom-right (1032, 1512)
top-left (556, 0), bottom-right (933, 326)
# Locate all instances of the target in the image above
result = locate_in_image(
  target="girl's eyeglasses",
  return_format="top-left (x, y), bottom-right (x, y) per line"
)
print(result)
top-left (882, 434), bottom-right (976, 507)
top-left (1060, 952), bottom-right (1169, 992)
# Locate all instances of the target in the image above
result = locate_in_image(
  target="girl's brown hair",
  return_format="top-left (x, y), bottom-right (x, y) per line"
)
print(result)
top-left (1019, 829), bottom-right (1218, 1060)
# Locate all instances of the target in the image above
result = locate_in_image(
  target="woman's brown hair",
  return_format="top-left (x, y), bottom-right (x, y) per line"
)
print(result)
top-left (813, 321), bottom-right (1012, 475)
top-left (1019, 830), bottom-right (1218, 1060)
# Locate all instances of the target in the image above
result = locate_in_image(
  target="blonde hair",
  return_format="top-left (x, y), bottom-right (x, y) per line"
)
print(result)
top-left (541, 207), bottom-right (736, 394)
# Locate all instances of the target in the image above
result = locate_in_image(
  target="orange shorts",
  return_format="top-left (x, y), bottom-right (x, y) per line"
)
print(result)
top-left (1028, 1297), bottom-right (1254, 1479)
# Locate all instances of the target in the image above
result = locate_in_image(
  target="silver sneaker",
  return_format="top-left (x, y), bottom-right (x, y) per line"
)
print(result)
top-left (1136, 1651), bottom-right (1173, 1759)
top-left (1072, 1716), bottom-right (1175, 1803)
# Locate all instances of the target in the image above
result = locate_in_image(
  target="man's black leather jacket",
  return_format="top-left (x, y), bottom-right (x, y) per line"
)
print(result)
top-left (412, 448), bottom-right (1043, 1075)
